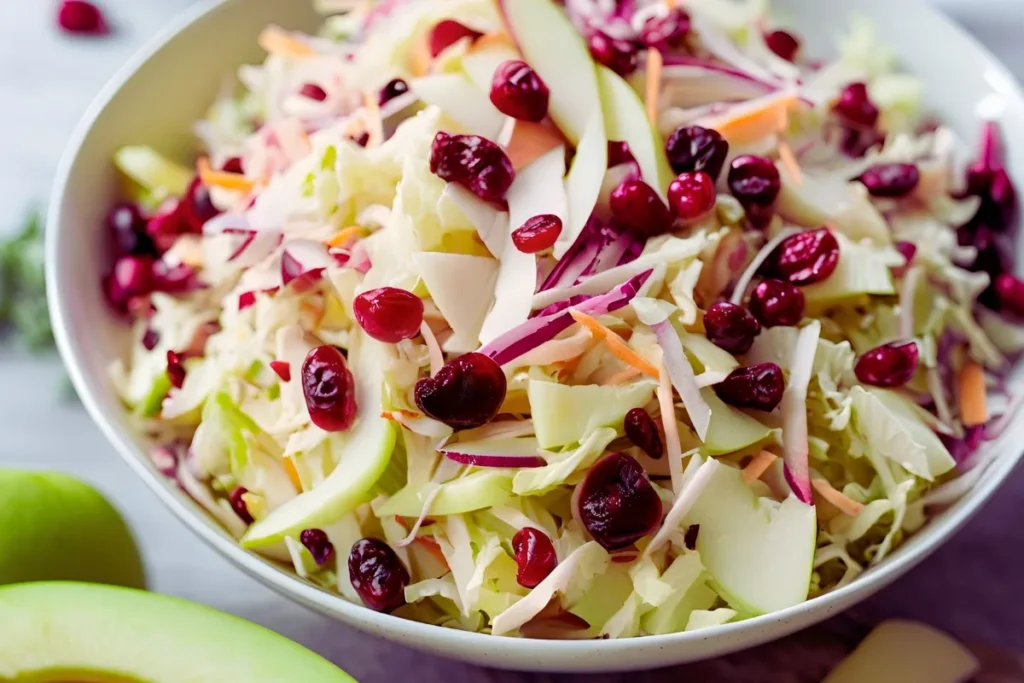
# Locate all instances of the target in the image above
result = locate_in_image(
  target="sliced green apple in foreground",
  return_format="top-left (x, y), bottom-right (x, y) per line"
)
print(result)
top-left (528, 379), bottom-right (654, 449)
top-left (114, 146), bottom-right (193, 207)
top-left (701, 390), bottom-right (774, 456)
top-left (680, 458), bottom-right (816, 615)
top-left (0, 582), bottom-right (354, 682)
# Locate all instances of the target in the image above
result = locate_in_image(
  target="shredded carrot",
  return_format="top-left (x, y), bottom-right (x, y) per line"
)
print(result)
top-left (742, 450), bottom-right (778, 484)
top-left (505, 120), bottom-right (566, 170)
top-left (777, 140), bottom-right (803, 186)
top-left (381, 409), bottom-right (420, 421)
top-left (471, 31), bottom-right (515, 53)
top-left (569, 310), bottom-right (659, 378)
top-left (409, 34), bottom-right (433, 77)
top-left (282, 457), bottom-right (304, 492)
top-left (258, 26), bottom-right (317, 58)
top-left (811, 478), bottom-right (864, 517)
top-left (645, 48), bottom-right (663, 126)
top-left (197, 157), bottom-right (256, 193)
top-left (362, 91), bottom-right (384, 148)
top-left (958, 360), bottom-right (988, 427)
top-left (709, 93), bottom-right (796, 146)
top-left (327, 225), bottom-right (367, 248)
top-left (603, 366), bottom-right (643, 386)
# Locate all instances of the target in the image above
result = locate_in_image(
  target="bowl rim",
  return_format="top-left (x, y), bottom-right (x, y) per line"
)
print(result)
top-left (46, 0), bottom-right (1024, 669)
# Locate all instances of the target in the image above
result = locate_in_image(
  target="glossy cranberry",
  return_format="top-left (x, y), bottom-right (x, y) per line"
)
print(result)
top-left (348, 538), bottom-right (410, 613)
top-left (182, 177), bottom-right (220, 232)
top-left (221, 157), bottom-right (244, 174)
top-left (577, 452), bottom-right (662, 551)
top-left (299, 83), bottom-right (327, 101)
top-left (994, 273), bottom-right (1024, 317)
top-left (146, 198), bottom-right (190, 252)
top-left (300, 528), bottom-right (336, 566)
top-left (103, 255), bottom-right (154, 310)
top-left (728, 155), bottom-right (781, 228)
top-left (490, 60), bottom-right (550, 123)
top-left (142, 328), bottom-right (160, 351)
top-left (859, 163), bottom-right (920, 198)
top-left (610, 179), bottom-right (674, 237)
top-left (665, 125), bottom-right (729, 180)
top-left (623, 408), bottom-right (663, 459)
top-left (166, 350), bottom-right (186, 389)
top-left (833, 82), bottom-right (879, 128)
top-left (587, 30), bottom-right (638, 77)
top-left (854, 341), bottom-right (919, 387)
top-left (428, 19), bottom-right (482, 57)
top-left (151, 261), bottom-right (198, 295)
top-left (668, 171), bottom-right (717, 221)
top-left (764, 30), bottom-right (800, 62)
top-left (512, 214), bottom-right (562, 254)
top-left (641, 8), bottom-right (691, 50)
top-left (748, 279), bottom-right (805, 327)
top-left (378, 78), bottom-right (409, 106)
top-left (895, 241), bottom-right (917, 266)
top-left (351, 132), bottom-right (371, 147)
top-left (57, 0), bottom-right (108, 34)
top-left (703, 302), bottom-right (762, 354)
top-left (301, 345), bottom-right (357, 432)
top-left (229, 487), bottom-right (254, 525)
top-left (683, 523), bottom-right (700, 550)
top-left (238, 291), bottom-right (257, 310)
top-left (353, 287), bottom-right (424, 343)
top-left (512, 527), bottom-right (558, 588)
top-left (415, 352), bottom-right (507, 429)
top-left (429, 132), bottom-right (515, 203)
top-left (765, 228), bottom-right (840, 286)
top-left (714, 363), bottom-right (785, 411)
top-left (270, 360), bottom-right (291, 382)
top-left (107, 202), bottom-right (153, 256)
top-left (607, 140), bottom-right (634, 167)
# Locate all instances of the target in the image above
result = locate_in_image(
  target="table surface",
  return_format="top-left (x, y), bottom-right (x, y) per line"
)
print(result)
top-left (2, 1), bottom-right (1023, 681)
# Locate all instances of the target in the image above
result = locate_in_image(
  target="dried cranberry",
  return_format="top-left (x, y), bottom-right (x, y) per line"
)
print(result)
top-left (765, 228), bottom-right (840, 286)
top-left (748, 279), bottom-right (805, 327)
top-left (859, 163), bottom-right (920, 198)
top-left (995, 273), bottom-right (1024, 317)
top-left (512, 214), bottom-right (562, 254)
top-left (429, 132), bottom-right (515, 203)
top-left (703, 302), bottom-right (761, 354)
top-left (665, 125), bottom-right (729, 180)
top-left (299, 83), bottom-right (327, 102)
top-left (166, 350), bottom-right (186, 389)
top-left (351, 132), bottom-right (371, 147)
top-left (107, 202), bottom-right (154, 256)
top-left (103, 255), bottom-right (154, 310)
top-left (854, 341), bottom-right (919, 387)
top-left (714, 363), bottom-right (785, 411)
top-left (490, 60), bottom-right (550, 123)
top-left (895, 241), bottom-right (917, 266)
top-left (587, 30), bottom-right (638, 77)
top-left (764, 30), bottom-right (800, 62)
top-left (301, 346), bottom-right (357, 432)
top-left (221, 157), bottom-right (244, 174)
top-left (415, 353), bottom-right (506, 429)
top-left (668, 171), bottom-right (717, 221)
top-left (353, 287), bottom-right (424, 343)
top-left (348, 538), bottom-right (410, 613)
top-left (623, 408), bottom-right (663, 459)
top-left (270, 360), bottom-right (291, 382)
top-left (428, 19), bottom-right (482, 57)
top-left (57, 0), bottom-right (108, 34)
top-left (728, 155), bottom-right (781, 229)
top-left (229, 487), bottom-right (254, 525)
top-left (146, 198), bottom-right (190, 252)
top-left (151, 261), bottom-right (198, 295)
top-left (181, 177), bottom-right (220, 232)
top-left (683, 523), bottom-right (699, 550)
top-left (300, 528), bottom-right (336, 566)
top-left (142, 328), bottom-right (160, 351)
top-left (610, 179), bottom-right (674, 237)
top-left (378, 78), bottom-right (409, 106)
top-left (833, 82), bottom-right (879, 128)
top-left (641, 8), bottom-right (691, 50)
top-left (577, 452), bottom-right (662, 551)
top-left (607, 140), bottom-right (634, 167)
top-left (512, 527), bottom-right (558, 588)
top-left (238, 291), bottom-right (257, 310)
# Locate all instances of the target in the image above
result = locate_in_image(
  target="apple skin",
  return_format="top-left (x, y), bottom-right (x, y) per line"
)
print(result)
top-left (0, 468), bottom-right (145, 589)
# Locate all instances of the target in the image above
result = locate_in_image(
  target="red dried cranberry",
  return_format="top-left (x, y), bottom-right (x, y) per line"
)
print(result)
top-left (703, 302), bottom-right (761, 354)
top-left (512, 527), bottom-right (558, 588)
top-left (429, 132), bottom-right (515, 204)
top-left (587, 30), bottom-right (638, 77)
top-left (728, 155), bottom-right (781, 229)
top-left (490, 60), bottom-right (550, 123)
top-left (57, 0), bottom-right (108, 34)
top-left (833, 82), bottom-right (879, 128)
top-left (577, 452), bottom-right (662, 551)
top-left (221, 157), bottom-right (244, 174)
top-left (238, 291), bottom-right (257, 310)
top-left (351, 132), bottom-right (371, 147)
top-left (301, 346), bottom-right (357, 432)
top-left (714, 362), bottom-right (785, 411)
top-left (512, 214), bottom-right (562, 254)
top-left (142, 328), bottom-right (160, 351)
top-left (748, 279), bottom-right (805, 327)
top-left (854, 341), bottom-right (919, 387)
top-left (348, 538), bottom-right (410, 612)
top-left (765, 228), bottom-right (840, 286)
top-left (108, 203), bottom-right (154, 256)
top-left (299, 83), bottom-right (327, 101)
top-left (146, 198), bottom-right (190, 252)
top-left (895, 241), bottom-right (917, 266)
top-left (103, 255), bottom-right (155, 310)
top-left (610, 179), bottom-right (674, 237)
top-left (428, 19), bottom-right (482, 57)
top-left (182, 177), bottom-right (220, 232)
top-left (151, 261), bottom-right (198, 295)
top-left (229, 487), bottom-right (254, 525)
top-left (623, 408), bottom-right (663, 459)
top-left (353, 287), bottom-right (424, 343)
top-left (859, 163), bottom-right (920, 198)
top-left (665, 125), bottom-right (729, 180)
top-left (641, 8), bottom-right (691, 50)
top-left (300, 528), bottom-right (336, 566)
top-left (764, 30), bottom-right (800, 62)
top-left (607, 140), bottom-right (634, 167)
top-left (995, 273), bottom-right (1024, 317)
top-left (683, 523), bottom-right (699, 550)
top-left (415, 352), bottom-right (507, 430)
top-left (668, 171), bottom-right (717, 221)
top-left (270, 360), bottom-right (291, 382)
top-left (378, 78), bottom-right (409, 106)
top-left (166, 350), bottom-right (186, 389)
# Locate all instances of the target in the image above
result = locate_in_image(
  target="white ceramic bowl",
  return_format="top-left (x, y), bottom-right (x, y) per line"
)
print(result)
top-left (47, 0), bottom-right (1024, 672)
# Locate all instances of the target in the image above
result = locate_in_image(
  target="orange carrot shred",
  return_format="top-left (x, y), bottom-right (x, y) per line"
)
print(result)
top-left (604, 366), bottom-right (644, 386)
top-left (283, 457), bottom-right (304, 492)
top-left (709, 93), bottom-right (796, 146)
top-left (811, 478), bottom-right (864, 517)
top-left (197, 157), bottom-right (256, 193)
top-left (327, 225), bottom-right (367, 248)
top-left (777, 140), bottom-right (803, 186)
top-left (645, 48), bottom-right (663, 126)
top-left (258, 26), bottom-right (317, 58)
top-left (569, 310), bottom-right (659, 378)
top-left (742, 450), bottom-right (778, 484)
top-left (958, 360), bottom-right (988, 427)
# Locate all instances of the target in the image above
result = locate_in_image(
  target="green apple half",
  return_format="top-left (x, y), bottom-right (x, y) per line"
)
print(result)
top-left (0, 582), bottom-right (355, 682)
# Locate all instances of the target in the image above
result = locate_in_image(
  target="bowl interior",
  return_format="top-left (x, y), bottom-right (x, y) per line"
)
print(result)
top-left (48, 0), bottom-right (1024, 673)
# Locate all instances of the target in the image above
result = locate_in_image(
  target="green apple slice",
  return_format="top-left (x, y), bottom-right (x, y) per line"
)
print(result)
top-left (528, 379), bottom-right (655, 449)
top-left (701, 390), bottom-right (774, 456)
top-left (114, 146), bottom-right (193, 207)
top-left (375, 470), bottom-right (514, 518)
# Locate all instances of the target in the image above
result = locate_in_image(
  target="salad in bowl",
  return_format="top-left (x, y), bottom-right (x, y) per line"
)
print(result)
top-left (99, 0), bottom-right (1021, 639)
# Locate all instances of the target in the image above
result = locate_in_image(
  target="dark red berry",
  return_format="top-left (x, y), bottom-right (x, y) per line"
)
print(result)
top-left (587, 30), bottom-right (639, 76)
top-left (895, 241), bottom-right (917, 266)
top-left (728, 155), bottom-right (781, 229)
top-left (713, 362), bottom-right (785, 411)
top-left (703, 302), bottom-right (762, 354)
top-left (146, 198), bottom-right (190, 252)
top-left (151, 261), bottom-right (198, 295)
top-left (238, 291), bottom-right (257, 310)
top-left (577, 452), bottom-right (662, 551)
top-left (665, 125), bottom-right (729, 180)
top-left (623, 408), bottom-right (663, 459)
top-left (107, 203), bottom-right (153, 256)
top-left (668, 171), bottom-right (717, 221)
top-left (353, 287), bottom-right (424, 343)
top-left (641, 8), bottom-right (691, 50)
top-left (764, 30), bottom-right (800, 62)
top-left (166, 350), bottom-right (186, 389)
top-left (607, 140), bottom-right (634, 167)
top-left (181, 177), bottom-right (220, 232)
top-left (414, 352), bottom-right (507, 430)
top-left (57, 0), bottom-right (108, 34)
top-left (348, 538), bottom-right (410, 613)
top-left (221, 157), bottom-right (244, 174)
top-left (512, 527), bottom-right (558, 588)
top-left (429, 132), bottom-right (515, 203)
top-left (103, 255), bottom-right (155, 310)
top-left (142, 328), bottom-right (160, 351)
top-left (299, 83), bottom-right (327, 101)
top-left (833, 82), bottom-right (879, 128)
top-left (854, 341), bottom-right (919, 387)
top-left (300, 528), bottom-right (336, 566)
top-left (229, 487), bottom-right (254, 525)
top-left (683, 523), bottom-right (699, 550)
top-left (270, 360), bottom-right (291, 382)
top-left (301, 346), bottom-right (357, 432)
top-left (748, 279), bottom-right (805, 327)
top-left (995, 273), bottom-right (1024, 317)
top-left (765, 228), bottom-right (840, 286)
top-left (490, 60), bottom-right (550, 123)
top-left (378, 78), bottom-right (409, 106)
top-left (610, 179), bottom-right (674, 237)
top-left (428, 19), bottom-right (482, 57)
top-left (512, 214), bottom-right (562, 254)
top-left (859, 163), bottom-right (920, 198)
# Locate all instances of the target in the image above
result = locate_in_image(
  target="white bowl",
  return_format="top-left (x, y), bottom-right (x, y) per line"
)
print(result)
top-left (47, 0), bottom-right (1024, 672)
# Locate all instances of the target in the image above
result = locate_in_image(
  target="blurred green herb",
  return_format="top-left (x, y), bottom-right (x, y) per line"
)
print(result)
top-left (0, 210), bottom-right (54, 352)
